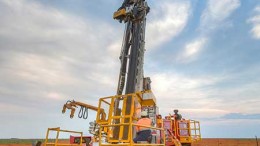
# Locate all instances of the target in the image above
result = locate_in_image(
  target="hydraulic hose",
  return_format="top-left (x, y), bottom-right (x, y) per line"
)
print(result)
top-left (78, 106), bottom-right (88, 119)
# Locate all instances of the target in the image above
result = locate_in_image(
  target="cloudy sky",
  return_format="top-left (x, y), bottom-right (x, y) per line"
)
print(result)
top-left (0, 0), bottom-right (260, 139)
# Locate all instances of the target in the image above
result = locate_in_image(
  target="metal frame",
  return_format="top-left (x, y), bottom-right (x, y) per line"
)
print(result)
top-left (96, 91), bottom-right (164, 146)
top-left (177, 120), bottom-right (201, 143)
top-left (99, 123), bottom-right (165, 146)
top-left (44, 127), bottom-right (83, 146)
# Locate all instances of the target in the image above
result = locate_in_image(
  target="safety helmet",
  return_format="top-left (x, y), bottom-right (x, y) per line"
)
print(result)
top-left (141, 110), bottom-right (148, 117)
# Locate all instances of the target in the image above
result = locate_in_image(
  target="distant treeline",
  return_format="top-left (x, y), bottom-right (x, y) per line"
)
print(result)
top-left (0, 139), bottom-right (68, 144)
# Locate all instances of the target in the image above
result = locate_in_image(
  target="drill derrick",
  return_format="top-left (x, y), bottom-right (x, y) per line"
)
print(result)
top-left (113, 0), bottom-right (150, 140)
top-left (45, 1), bottom-right (202, 146)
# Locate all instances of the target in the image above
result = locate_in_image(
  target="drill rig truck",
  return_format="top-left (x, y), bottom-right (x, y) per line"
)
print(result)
top-left (44, 0), bottom-right (201, 146)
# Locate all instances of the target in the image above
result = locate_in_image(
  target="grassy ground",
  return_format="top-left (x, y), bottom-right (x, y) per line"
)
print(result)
top-left (0, 139), bottom-right (45, 144)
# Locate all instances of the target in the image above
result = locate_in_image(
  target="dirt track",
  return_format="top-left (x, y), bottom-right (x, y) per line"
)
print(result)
top-left (0, 145), bottom-right (30, 146)
top-left (193, 138), bottom-right (259, 146)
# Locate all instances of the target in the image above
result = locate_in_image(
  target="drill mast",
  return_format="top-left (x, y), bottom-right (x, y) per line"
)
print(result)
top-left (115, 0), bottom-right (150, 95)
top-left (44, 1), bottom-right (201, 146)
top-left (113, 0), bottom-right (150, 140)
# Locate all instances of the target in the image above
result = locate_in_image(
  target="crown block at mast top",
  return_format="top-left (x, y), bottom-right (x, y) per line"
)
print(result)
top-left (113, 0), bottom-right (150, 23)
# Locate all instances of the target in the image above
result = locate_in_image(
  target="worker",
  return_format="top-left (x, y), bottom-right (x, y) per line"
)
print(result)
top-left (173, 109), bottom-right (182, 120)
top-left (156, 115), bottom-right (162, 127)
top-left (133, 110), bottom-right (152, 143)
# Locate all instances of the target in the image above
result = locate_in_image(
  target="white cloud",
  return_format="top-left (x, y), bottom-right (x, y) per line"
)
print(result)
top-left (146, 0), bottom-right (191, 49)
top-left (256, 6), bottom-right (260, 12)
top-left (177, 37), bottom-right (207, 63)
top-left (0, 103), bottom-right (31, 114)
top-left (0, 0), bottom-right (120, 91)
top-left (0, 0), bottom-right (122, 122)
top-left (248, 6), bottom-right (260, 39)
top-left (47, 92), bottom-right (65, 100)
top-left (152, 72), bottom-right (223, 98)
top-left (200, 0), bottom-right (241, 32)
top-left (150, 70), bottom-right (260, 120)
top-left (151, 72), bottom-right (225, 115)
top-left (177, 0), bottom-right (240, 63)
top-left (0, 0), bottom-right (123, 138)
top-left (107, 40), bottom-right (123, 58)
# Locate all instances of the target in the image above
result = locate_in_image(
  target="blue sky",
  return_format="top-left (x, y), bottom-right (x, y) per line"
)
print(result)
top-left (0, 0), bottom-right (260, 139)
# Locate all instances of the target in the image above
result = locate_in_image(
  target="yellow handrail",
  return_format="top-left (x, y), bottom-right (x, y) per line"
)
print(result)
top-left (44, 127), bottom-right (83, 146)
top-left (99, 123), bottom-right (165, 146)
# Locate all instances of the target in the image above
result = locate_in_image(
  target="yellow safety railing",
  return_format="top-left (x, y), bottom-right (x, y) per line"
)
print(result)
top-left (190, 120), bottom-right (201, 141)
top-left (177, 120), bottom-right (201, 143)
top-left (44, 127), bottom-right (83, 146)
top-left (98, 123), bottom-right (165, 146)
top-left (95, 91), bottom-right (157, 138)
top-left (93, 91), bottom-right (164, 146)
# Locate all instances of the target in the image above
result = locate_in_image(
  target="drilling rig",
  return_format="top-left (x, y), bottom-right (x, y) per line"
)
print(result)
top-left (44, 0), bottom-right (201, 146)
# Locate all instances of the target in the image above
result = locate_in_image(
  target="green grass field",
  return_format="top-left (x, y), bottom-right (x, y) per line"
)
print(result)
top-left (0, 139), bottom-right (44, 144)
